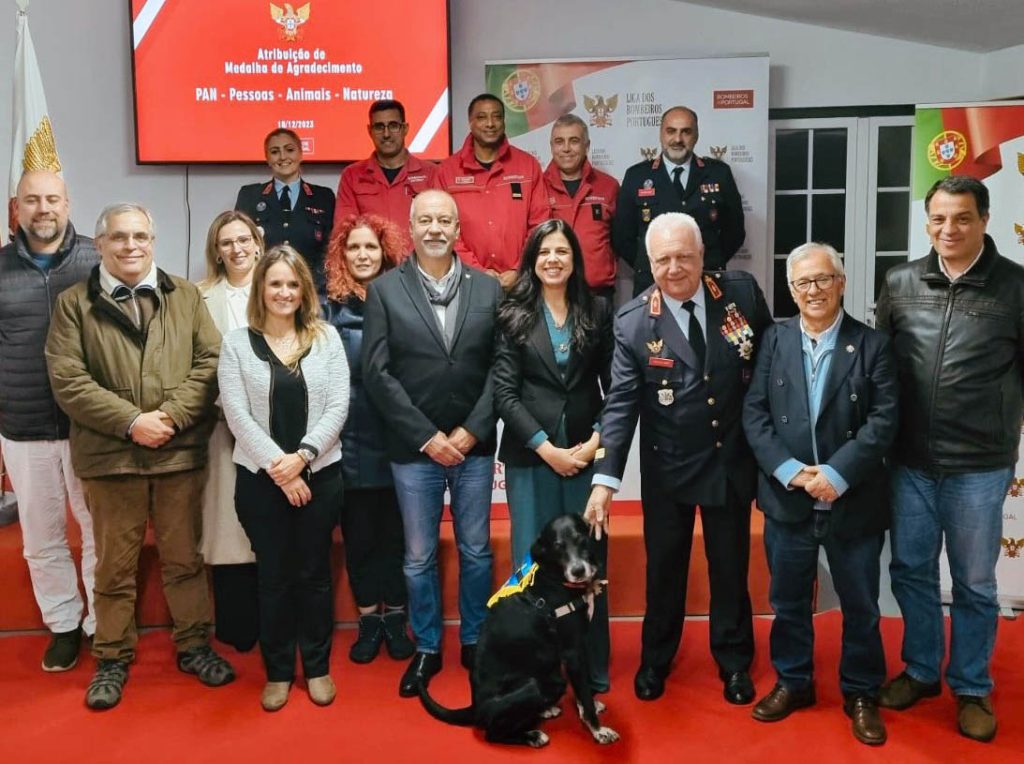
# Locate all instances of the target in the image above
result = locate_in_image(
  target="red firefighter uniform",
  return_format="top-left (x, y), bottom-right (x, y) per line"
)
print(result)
top-left (433, 135), bottom-right (548, 274)
top-left (334, 154), bottom-right (438, 254)
top-left (542, 159), bottom-right (620, 291)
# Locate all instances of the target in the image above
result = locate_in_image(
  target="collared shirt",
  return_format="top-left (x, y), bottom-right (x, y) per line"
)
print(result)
top-left (273, 178), bottom-right (300, 207)
top-left (772, 309), bottom-right (850, 508)
top-left (98, 263), bottom-right (159, 297)
top-left (662, 155), bottom-right (692, 190)
top-left (937, 245), bottom-right (985, 281)
top-left (416, 257), bottom-right (457, 330)
top-left (224, 282), bottom-right (251, 331)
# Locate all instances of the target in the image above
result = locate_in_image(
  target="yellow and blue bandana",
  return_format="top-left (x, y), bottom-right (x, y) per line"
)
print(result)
top-left (487, 553), bottom-right (538, 608)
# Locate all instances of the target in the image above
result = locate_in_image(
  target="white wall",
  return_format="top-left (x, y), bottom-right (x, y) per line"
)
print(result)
top-left (981, 43), bottom-right (1024, 100)
top-left (0, 0), bottom-right (1006, 276)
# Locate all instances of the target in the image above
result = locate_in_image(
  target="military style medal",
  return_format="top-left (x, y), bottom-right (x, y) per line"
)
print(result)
top-left (720, 302), bottom-right (755, 360)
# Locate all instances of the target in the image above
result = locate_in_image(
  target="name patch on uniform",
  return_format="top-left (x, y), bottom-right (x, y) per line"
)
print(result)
top-left (503, 174), bottom-right (525, 182)
top-left (637, 187), bottom-right (656, 197)
top-left (648, 357), bottom-right (674, 368)
top-left (454, 176), bottom-right (474, 185)
top-left (407, 174), bottom-right (427, 183)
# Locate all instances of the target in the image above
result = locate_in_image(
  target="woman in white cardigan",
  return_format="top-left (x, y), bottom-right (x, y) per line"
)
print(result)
top-left (198, 210), bottom-right (263, 652)
top-left (219, 245), bottom-right (349, 712)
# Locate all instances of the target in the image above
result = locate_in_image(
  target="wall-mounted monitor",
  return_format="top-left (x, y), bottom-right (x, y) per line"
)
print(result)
top-left (129, 0), bottom-right (451, 163)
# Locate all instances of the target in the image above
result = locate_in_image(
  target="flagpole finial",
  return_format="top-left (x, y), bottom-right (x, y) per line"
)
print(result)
top-left (16, 0), bottom-right (31, 14)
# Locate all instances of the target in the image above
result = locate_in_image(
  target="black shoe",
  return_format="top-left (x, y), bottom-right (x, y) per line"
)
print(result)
top-left (752, 683), bottom-right (816, 722)
top-left (460, 644), bottom-right (477, 670)
top-left (845, 694), bottom-right (887, 746)
top-left (722, 670), bottom-right (756, 705)
top-left (634, 665), bottom-right (665, 701)
top-left (382, 610), bottom-right (416, 661)
top-left (42, 626), bottom-right (82, 672)
top-left (399, 652), bottom-right (442, 698)
top-left (350, 613), bottom-right (384, 664)
top-left (85, 659), bottom-right (129, 711)
top-left (176, 644), bottom-right (236, 687)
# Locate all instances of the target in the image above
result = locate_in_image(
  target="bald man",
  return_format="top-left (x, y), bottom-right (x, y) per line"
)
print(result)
top-left (0, 171), bottom-right (98, 671)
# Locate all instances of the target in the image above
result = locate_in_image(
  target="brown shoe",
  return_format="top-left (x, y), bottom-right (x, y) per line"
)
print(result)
top-left (844, 695), bottom-right (887, 746)
top-left (307, 675), bottom-right (336, 706)
top-left (957, 695), bottom-right (996, 742)
top-left (261, 681), bottom-right (291, 712)
top-left (878, 671), bottom-right (941, 710)
top-left (752, 683), bottom-right (816, 722)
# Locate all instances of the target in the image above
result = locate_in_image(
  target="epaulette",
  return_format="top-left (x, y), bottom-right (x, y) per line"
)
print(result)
top-left (615, 290), bottom-right (654, 318)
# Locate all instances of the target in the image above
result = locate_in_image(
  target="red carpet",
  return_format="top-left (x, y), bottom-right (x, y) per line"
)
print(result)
top-left (0, 613), bottom-right (1020, 763)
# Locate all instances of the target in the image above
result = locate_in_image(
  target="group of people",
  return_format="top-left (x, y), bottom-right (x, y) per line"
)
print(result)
top-left (1, 94), bottom-right (1019, 750)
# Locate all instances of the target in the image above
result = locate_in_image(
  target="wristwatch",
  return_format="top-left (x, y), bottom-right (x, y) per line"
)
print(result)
top-left (297, 448), bottom-right (315, 465)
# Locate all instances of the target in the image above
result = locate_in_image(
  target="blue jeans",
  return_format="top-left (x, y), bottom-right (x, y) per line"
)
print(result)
top-left (889, 465), bottom-right (1011, 696)
top-left (764, 512), bottom-right (885, 697)
top-left (391, 455), bottom-right (494, 654)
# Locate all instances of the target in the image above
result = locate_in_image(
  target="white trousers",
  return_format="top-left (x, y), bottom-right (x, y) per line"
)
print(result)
top-left (2, 437), bottom-right (96, 635)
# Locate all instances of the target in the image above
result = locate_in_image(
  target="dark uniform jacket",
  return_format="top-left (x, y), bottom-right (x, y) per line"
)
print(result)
top-left (235, 179), bottom-right (335, 294)
top-left (742, 313), bottom-right (898, 539)
top-left (595, 271), bottom-right (771, 506)
top-left (614, 154), bottom-right (745, 295)
top-left (0, 223), bottom-right (98, 440)
top-left (876, 234), bottom-right (1024, 472)
top-left (362, 257), bottom-right (503, 463)
top-left (494, 298), bottom-right (613, 468)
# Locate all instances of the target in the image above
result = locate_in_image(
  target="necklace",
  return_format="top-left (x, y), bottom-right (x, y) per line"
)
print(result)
top-left (265, 331), bottom-right (298, 355)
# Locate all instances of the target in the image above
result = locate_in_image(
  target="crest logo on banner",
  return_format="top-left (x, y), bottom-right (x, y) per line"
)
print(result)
top-left (640, 146), bottom-right (659, 161)
top-left (926, 129), bottom-right (968, 171)
top-left (270, 2), bottom-right (311, 41)
top-left (583, 94), bottom-right (618, 127)
top-left (1018, 152), bottom-right (1024, 175)
top-left (1015, 223), bottom-right (1024, 246)
top-left (709, 145), bottom-right (728, 160)
top-left (1002, 537), bottom-right (1023, 559)
top-left (501, 70), bottom-right (541, 113)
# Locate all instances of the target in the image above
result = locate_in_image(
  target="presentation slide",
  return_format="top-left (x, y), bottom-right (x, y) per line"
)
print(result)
top-left (129, 0), bottom-right (451, 163)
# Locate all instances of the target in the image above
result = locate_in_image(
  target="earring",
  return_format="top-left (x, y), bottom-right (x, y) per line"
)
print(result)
top-left (216, 256), bottom-right (223, 264)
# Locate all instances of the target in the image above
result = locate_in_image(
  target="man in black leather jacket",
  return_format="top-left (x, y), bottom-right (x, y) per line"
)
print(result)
top-left (875, 176), bottom-right (1024, 743)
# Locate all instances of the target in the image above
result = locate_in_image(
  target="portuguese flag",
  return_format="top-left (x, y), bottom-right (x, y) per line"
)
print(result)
top-left (914, 104), bottom-right (1024, 198)
top-left (485, 61), bottom-right (626, 138)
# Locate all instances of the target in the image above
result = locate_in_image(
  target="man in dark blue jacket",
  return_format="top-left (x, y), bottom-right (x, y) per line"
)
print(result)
top-left (743, 242), bottom-right (898, 746)
top-left (0, 170), bottom-right (98, 672)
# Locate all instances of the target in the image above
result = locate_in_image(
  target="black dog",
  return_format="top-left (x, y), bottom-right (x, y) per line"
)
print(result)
top-left (419, 513), bottom-right (618, 747)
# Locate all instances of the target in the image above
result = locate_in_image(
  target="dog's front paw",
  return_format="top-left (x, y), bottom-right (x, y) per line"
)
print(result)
top-left (525, 730), bottom-right (550, 748)
top-left (576, 699), bottom-right (605, 719)
top-left (540, 705), bottom-right (562, 719)
top-left (591, 726), bottom-right (619, 745)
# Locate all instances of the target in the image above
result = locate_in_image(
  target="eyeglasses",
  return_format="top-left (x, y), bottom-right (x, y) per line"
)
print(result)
top-left (790, 274), bottom-right (840, 293)
top-left (370, 121), bottom-right (404, 133)
top-left (104, 231), bottom-right (153, 246)
top-left (217, 234), bottom-right (254, 250)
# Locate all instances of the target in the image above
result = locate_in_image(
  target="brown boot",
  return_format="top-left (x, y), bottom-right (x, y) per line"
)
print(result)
top-left (957, 695), bottom-right (996, 742)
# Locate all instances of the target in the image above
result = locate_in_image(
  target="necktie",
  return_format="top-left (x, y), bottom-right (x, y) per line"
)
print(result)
top-left (672, 166), bottom-right (685, 201)
top-left (280, 184), bottom-right (292, 212)
top-left (682, 299), bottom-right (705, 368)
top-left (112, 284), bottom-right (156, 329)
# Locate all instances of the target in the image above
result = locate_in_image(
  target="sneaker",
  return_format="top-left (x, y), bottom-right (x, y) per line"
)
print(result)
top-left (85, 659), bottom-right (129, 710)
top-left (957, 695), bottom-right (997, 742)
top-left (42, 627), bottom-right (82, 672)
top-left (349, 613), bottom-right (384, 664)
top-left (878, 671), bottom-right (941, 710)
top-left (177, 644), bottom-right (236, 687)
top-left (382, 610), bottom-right (416, 661)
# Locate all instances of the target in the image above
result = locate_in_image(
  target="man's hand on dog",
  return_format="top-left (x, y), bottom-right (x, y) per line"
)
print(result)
top-left (584, 485), bottom-right (613, 540)
top-left (537, 441), bottom-right (588, 477)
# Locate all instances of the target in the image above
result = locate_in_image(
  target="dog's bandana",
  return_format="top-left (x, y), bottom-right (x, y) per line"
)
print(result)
top-left (487, 553), bottom-right (538, 608)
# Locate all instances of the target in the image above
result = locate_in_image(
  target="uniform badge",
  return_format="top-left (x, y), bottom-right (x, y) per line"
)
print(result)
top-left (703, 274), bottom-right (723, 300)
top-left (256, 201), bottom-right (267, 212)
top-left (642, 207), bottom-right (652, 223)
top-left (314, 229), bottom-right (323, 242)
top-left (658, 388), bottom-right (674, 406)
top-left (646, 338), bottom-right (664, 355)
top-left (638, 178), bottom-right (656, 198)
top-left (720, 302), bottom-right (755, 360)
top-left (648, 288), bottom-right (662, 317)
top-left (846, 344), bottom-right (855, 353)
top-left (709, 208), bottom-right (719, 223)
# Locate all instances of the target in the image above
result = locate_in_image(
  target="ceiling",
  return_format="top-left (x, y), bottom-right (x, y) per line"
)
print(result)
top-left (677, 0), bottom-right (1024, 52)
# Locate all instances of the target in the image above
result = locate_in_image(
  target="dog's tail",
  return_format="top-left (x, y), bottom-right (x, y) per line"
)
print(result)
top-left (418, 683), bottom-right (475, 726)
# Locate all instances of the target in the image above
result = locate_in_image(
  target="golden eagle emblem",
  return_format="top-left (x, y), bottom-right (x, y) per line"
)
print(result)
top-left (709, 145), bottom-right (728, 160)
top-left (1018, 152), bottom-right (1024, 175)
top-left (270, 2), bottom-right (310, 42)
top-left (583, 94), bottom-right (618, 128)
top-left (640, 146), bottom-right (659, 162)
top-left (1002, 537), bottom-right (1024, 558)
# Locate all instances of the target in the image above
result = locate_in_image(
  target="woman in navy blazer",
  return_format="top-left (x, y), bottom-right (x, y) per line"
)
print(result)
top-left (493, 218), bottom-right (613, 692)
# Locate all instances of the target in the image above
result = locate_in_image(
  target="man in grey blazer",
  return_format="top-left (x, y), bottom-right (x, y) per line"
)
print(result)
top-left (742, 242), bottom-right (898, 746)
top-left (362, 189), bottom-right (503, 697)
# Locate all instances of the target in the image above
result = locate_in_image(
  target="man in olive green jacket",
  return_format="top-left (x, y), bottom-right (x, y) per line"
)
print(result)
top-left (45, 203), bottom-right (234, 711)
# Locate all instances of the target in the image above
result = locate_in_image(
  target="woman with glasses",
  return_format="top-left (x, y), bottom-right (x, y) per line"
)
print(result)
top-left (197, 211), bottom-right (263, 653)
top-left (493, 218), bottom-right (614, 693)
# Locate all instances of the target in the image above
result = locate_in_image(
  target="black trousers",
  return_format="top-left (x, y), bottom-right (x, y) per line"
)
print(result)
top-left (211, 563), bottom-right (259, 652)
top-left (235, 463), bottom-right (342, 682)
top-left (338, 486), bottom-right (407, 608)
top-left (639, 479), bottom-right (754, 676)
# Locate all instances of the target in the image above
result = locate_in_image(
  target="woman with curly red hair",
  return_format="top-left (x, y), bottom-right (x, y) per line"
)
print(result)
top-left (325, 214), bottom-right (415, 664)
